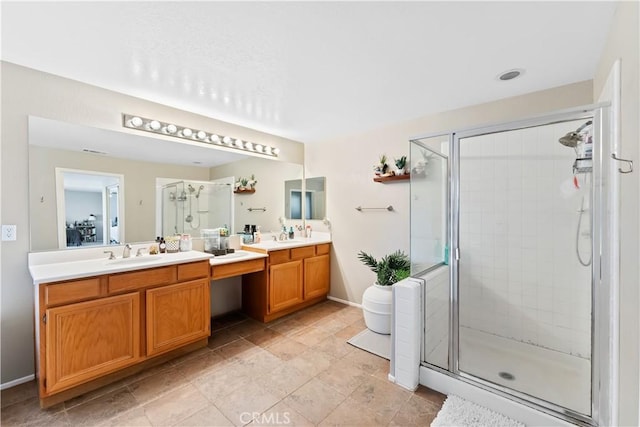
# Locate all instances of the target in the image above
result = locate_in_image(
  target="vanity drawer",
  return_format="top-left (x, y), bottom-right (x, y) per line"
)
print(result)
top-left (108, 266), bottom-right (176, 294)
top-left (212, 258), bottom-right (266, 280)
top-left (269, 250), bottom-right (290, 265)
top-left (291, 246), bottom-right (315, 260)
top-left (177, 261), bottom-right (209, 281)
top-left (315, 244), bottom-right (331, 256)
top-left (45, 277), bottom-right (103, 306)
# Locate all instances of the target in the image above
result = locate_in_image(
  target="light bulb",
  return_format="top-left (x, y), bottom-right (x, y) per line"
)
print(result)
top-left (272, 147), bottom-right (280, 156)
top-left (149, 120), bottom-right (161, 131)
top-left (244, 141), bottom-right (254, 150)
top-left (223, 136), bottom-right (232, 145)
top-left (181, 128), bottom-right (193, 138)
top-left (129, 116), bottom-right (143, 127)
top-left (210, 134), bottom-right (220, 143)
top-left (254, 144), bottom-right (264, 153)
top-left (234, 139), bottom-right (243, 148)
top-left (264, 146), bottom-right (272, 155)
top-left (165, 124), bottom-right (177, 134)
top-left (196, 130), bottom-right (207, 140)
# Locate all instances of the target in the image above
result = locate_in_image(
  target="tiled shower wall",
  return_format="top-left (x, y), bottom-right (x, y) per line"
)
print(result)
top-left (458, 120), bottom-right (592, 359)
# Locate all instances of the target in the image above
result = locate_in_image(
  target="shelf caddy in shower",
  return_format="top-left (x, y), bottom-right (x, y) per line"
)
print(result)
top-left (573, 158), bottom-right (592, 174)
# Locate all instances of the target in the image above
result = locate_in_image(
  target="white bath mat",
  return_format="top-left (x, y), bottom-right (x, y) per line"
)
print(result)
top-left (431, 395), bottom-right (525, 427)
top-left (347, 328), bottom-right (391, 360)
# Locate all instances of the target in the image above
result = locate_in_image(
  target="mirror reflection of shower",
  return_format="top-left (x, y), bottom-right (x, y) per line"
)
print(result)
top-left (160, 179), bottom-right (233, 238)
top-left (558, 120), bottom-right (593, 267)
top-left (184, 184), bottom-right (205, 229)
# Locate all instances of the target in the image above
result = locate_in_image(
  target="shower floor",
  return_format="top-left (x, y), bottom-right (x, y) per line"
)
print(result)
top-left (458, 327), bottom-right (591, 416)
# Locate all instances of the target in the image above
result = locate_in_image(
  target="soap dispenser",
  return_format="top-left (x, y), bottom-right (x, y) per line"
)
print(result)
top-left (288, 227), bottom-right (294, 239)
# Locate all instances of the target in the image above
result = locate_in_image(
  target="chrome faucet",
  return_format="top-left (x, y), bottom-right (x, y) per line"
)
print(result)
top-left (123, 244), bottom-right (132, 258)
top-left (136, 247), bottom-right (147, 257)
top-left (104, 250), bottom-right (115, 260)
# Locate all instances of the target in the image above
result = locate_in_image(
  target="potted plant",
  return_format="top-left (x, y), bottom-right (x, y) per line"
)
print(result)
top-left (248, 174), bottom-right (257, 189)
top-left (394, 155), bottom-right (407, 175)
top-left (373, 154), bottom-right (390, 176)
top-left (357, 250), bottom-right (410, 334)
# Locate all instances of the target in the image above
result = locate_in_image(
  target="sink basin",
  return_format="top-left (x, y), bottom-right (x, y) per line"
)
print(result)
top-left (107, 256), bottom-right (160, 265)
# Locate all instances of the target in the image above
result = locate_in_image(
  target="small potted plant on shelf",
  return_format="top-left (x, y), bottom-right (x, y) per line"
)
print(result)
top-left (394, 155), bottom-right (408, 175)
top-left (357, 250), bottom-right (410, 334)
top-left (248, 174), bottom-right (257, 189)
top-left (374, 154), bottom-right (392, 177)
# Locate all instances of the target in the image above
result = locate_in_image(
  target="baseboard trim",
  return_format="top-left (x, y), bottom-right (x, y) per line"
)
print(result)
top-left (327, 295), bottom-right (362, 308)
top-left (1, 374), bottom-right (35, 390)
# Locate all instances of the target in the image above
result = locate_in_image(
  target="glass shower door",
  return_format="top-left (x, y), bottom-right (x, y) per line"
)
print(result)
top-left (455, 119), bottom-right (594, 416)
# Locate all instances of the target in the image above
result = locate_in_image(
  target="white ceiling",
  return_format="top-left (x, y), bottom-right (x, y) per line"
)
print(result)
top-left (2, 1), bottom-right (617, 143)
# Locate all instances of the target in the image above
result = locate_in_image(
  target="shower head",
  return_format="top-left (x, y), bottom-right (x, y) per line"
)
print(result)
top-left (558, 120), bottom-right (593, 148)
top-left (188, 184), bottom-right (196, 193)
top-left (559, 131), bottom-right (582, 147)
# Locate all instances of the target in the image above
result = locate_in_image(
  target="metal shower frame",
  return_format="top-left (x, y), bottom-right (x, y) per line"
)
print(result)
top-left (410, 103), bottom-right (617, 427)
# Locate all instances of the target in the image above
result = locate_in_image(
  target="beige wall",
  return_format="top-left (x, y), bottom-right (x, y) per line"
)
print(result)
top-left (593, 2), bottom-right (640, 425)
top-left (0, 62), bottom-right (304, 384)
top-left (305, 80), bottom-right (593, 304)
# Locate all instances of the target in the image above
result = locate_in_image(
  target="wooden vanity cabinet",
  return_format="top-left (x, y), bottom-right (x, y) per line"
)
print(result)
top-left (269, 260), bottom-right (304, 313)
top-left (37, 260), bottom-right (210, 407)
top-left (146, 279), bottom-right (210, 357)
top-left (303, 254), bottom-right (330, 299)
top-left (242, 243), bottom-right (331, 322)
top-left (44, 292), bottom-right (141, 394)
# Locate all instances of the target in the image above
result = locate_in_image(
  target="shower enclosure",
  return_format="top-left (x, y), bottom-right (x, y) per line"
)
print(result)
top-left (161, 179), bottom-right (233, 237)
top-left (409, 105), bottom-right (617, 426)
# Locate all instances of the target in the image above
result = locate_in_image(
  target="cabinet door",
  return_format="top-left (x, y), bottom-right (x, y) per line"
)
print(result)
top-left (269, 260), bottom-right (303, 313)
top-left (146, 279), bottom-right (210, 357)
top-left (304, 254), bottom-right (330, 299)
top-left (45, 292), bottom-right (141, 394)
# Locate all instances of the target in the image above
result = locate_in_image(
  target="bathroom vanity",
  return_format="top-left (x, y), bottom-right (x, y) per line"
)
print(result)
top-left (28, 235), bottom-right (331, 407)
top-left (241, 235), bottom-right (332, 322)
top-left (29, 250), bottom-right (214, 408)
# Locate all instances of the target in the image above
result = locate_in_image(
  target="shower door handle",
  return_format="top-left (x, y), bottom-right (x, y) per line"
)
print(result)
top-left (455, 247), bottom-right (460, 261)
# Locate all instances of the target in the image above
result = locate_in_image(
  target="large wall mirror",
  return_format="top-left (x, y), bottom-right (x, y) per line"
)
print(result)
top-left (28, 116), bottom-right (303, 251)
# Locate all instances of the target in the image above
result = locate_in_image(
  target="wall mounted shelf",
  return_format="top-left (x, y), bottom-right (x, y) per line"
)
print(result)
top-left (234, 188), bottom-right (256, 194)
top-left (373, 174), bottom-right (410, 183)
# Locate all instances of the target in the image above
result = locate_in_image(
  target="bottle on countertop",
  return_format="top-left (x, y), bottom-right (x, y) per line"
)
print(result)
top-left (288, 226), bottom-right (294, 239)
top-left (254, 226), bottom-right (262, 243)
top-left (159, 237), bottom-right (166, 254)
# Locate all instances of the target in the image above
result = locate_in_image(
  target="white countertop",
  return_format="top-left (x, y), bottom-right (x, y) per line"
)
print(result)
top-left (241, 232), bottom-right (332, 252)
top-left (29, 250), bottom-right (213, 285)
top-left (28, 232), bottom-right (331, 284)
top-left (209, 250), bottom-right (267, 266)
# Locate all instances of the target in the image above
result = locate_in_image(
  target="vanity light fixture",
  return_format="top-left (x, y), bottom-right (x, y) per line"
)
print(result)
top-left (122, 114), bottom-right (280, 158)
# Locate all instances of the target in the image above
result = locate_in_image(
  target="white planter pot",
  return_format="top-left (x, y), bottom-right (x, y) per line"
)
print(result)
top-left (362, 283), bottom-right (392, 335)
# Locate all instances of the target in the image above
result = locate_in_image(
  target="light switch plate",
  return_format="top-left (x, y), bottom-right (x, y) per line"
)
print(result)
top-left (2, 225), bottom-right (17, 241)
